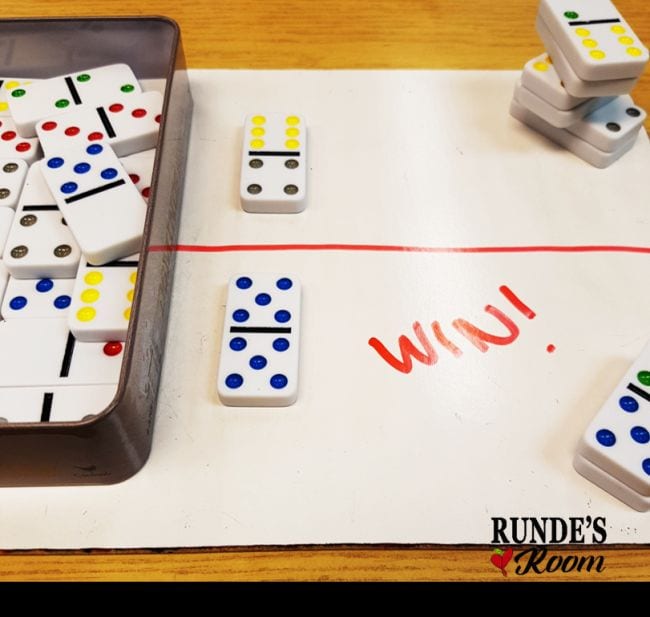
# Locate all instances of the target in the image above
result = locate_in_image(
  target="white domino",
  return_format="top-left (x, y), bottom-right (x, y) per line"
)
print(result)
top-left (5, 64), bottom-right (142, 137)
top-left (68, 258), bottom-right (138, 342)
top-left (0, 78), bottom-right (39, 116)
top-left (120, 149), bottom-right (156, 202)
top-left (0, 159), bottom-right (28, 209)
top-left (36, 91), bottom-right (163, 157)
top-left (574, 342), bottom-right (650, 511)
top-left (40, 142), bottom-right (146, 265)
top-left (538, 0), bottom-right (649, 82)
top-left (0, 116), bottom-right (40, 164)
top-left (1, 276), bottom-right (73, 320)
top-left (240, 113), bottom-right (307, 214)
top-left (217, 274), bottom-right (301, 407)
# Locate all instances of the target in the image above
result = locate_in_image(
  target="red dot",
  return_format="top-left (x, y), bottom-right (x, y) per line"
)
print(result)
top-left (64, 126), bottom-right (80, 136)
top-left (1, 130), bottom-right (16, 141)
top-left (142, 187), bottom-right (150, 198)
top-left (129, 173), bottom-right (140, 184)
top-left (103, 342), bottom-right (123, 357)
top-left (88, 132), bottom-right (104, 141)
top-left (42, 121), bottom-right (57, 131)
top-left (132, 108), bottom-right (146, 118)
top-left (109, 103), bottom-right (124, 113)
top-left (155, 114), bottom-right (161, 123)
top-left (16, 142), bottom-right (31, 152)
top-left (547, 344), bottom-right (556, 353)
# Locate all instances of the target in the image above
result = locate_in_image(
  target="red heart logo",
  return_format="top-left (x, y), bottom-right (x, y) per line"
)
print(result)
top-left (490, 547), bottom-right (513, 577)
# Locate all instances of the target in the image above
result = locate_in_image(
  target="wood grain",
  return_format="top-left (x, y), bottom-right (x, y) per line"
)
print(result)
top-left (2, 0), bottom-right (650, 581)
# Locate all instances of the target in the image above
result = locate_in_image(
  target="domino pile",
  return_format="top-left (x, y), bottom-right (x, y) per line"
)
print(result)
top-left (510, 0), bottom-right (649, 168)
top-left (0, 64), bottom-right (162, 423)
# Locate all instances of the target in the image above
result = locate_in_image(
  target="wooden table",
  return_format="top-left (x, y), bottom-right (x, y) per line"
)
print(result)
top-left (2, 0), bottom-right (650, 582)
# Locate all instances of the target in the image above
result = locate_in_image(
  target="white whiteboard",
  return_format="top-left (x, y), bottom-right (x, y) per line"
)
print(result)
top-left (2, 69), bottom-right (650, 549)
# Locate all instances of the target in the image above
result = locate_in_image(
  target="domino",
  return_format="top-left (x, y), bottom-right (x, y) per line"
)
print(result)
top-left (514, 78), bottom-right (613, 128)
top-left (0, 318), bottom-right (124, 387)
top-left (0, 78), bottom-right (38, 116)
top-left (0, 116), bottom-right (40, 164)
top-left (0, 383), bottom-right (117, 423)
top-left (574, 342), bottom-right (650, 510)
top-left (36, 91), bottom-right (163, 157)
top-left (68, 258), bottom-right (138, 342)
top-left (538, 0), bottom-right (649, 82)
top-left (1, 276), bottom-right (73, 320)
top-left (537, 15), bottom-right (639, 97)
top-left (120, 148), bottom-right (156, 202)
top-left (0, 159), bottom-right (28, 209)
top-left (510, 97), bottom-right (639, 168)
top-left (240, 113), bottom-right (307, 214)
top-left (40, 142), bottom-right (147, 265)
top-left (5, 64), bottom-right (142, 137)
top-left (217, 274), bottom-right (301, 407)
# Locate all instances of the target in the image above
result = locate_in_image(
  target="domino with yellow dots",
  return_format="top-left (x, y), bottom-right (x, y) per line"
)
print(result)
top-left (240, 113), bottom-right (307, 214)
top-left (0, 78), bottom-right (38, 117)
top-left (537, 0), bottom-right (648, 85)
top-left (68, 257), bottom-right (138, 342)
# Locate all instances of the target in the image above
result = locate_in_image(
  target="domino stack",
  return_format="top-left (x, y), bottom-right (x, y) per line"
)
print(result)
top-left (0, 65), bottom-right (161, 424)
top-left (510, 0), bottom-right (649, 168)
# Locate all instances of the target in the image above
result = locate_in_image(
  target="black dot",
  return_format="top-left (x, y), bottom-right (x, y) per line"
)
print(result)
top-left (606, 122), bottom-right (621, 132)
top-left (626, 107), bottom-right (641, 118)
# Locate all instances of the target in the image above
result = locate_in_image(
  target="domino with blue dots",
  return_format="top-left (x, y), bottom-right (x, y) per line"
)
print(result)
top-left (1, 276), bottom-right (73, 320)
top-left (574, 343), bottom-right (650, 511)
top-left (40, 142), bottom-right (146, 265)
top-left (217, 273), bottom-right (301, 407)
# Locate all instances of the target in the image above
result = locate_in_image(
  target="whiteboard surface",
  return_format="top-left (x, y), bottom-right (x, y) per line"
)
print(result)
top-left (2, 69), bottom-right (650, 549)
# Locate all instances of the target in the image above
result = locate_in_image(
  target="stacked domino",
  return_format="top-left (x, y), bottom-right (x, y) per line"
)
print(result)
top-left (0, 65), bottom-right (161, 423)
top-left (510, 0), bottom-right (649, 168)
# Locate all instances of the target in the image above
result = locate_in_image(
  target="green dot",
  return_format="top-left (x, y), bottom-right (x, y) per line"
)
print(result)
top-left (638, 371), bottom-right (650, 386)
top-left (564, 10), bottom-right (579, 19)
top-left (76, 73), bottom-right (91, 82)
top-left (55, 99), bottom-right (70, 108)
top-left (11, 88), bottom-right (26, 98)
top-left (120, 84), bottom-right (135, 93)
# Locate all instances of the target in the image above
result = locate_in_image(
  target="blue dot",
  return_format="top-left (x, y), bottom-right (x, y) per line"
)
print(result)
top-left (249, 355), bottom-right (267, 370)
top-left (225, 373), bottom-right (243, 389)
top-left (47, 157), bottom-right (65, 169)
top-left (596, 429), bottom-right (616, 447)
top-left (86, 144), bottom-right (103, 155)
top-left (631, 426), bottom-right (650, 444)
top-left (54, 295), bottom-right (71, 309)
top-left (619, 396), bottom-right (639, 412)
top-left (276, 277), bottom-right (293, 290)
top-left (273, 338), bottom-right (290, 352)
top-left (60, 181), bottom-right (78, 194)
top-left (73, 162), bottom-right (90, 174)
top-left (36, 279), bottom-right (54, 292)
top-left (101, 168), bottom-right (118, 180)
top-left (270, 374), bottom-right (288, 389)
top-left (275, 309), bottom-right (291, 323)
top-left (8, 296), bottom-right (27, 311)
top-left (229, 337), bottom-right (247, 351)
top-left (236, 277), bottom-right (252, 289)
top-left (255, 293), bottom-right (271, 306)
top-left (233, 308), bottom-right (249, 323)
top-left (643, 459), bottom-right (650, 476)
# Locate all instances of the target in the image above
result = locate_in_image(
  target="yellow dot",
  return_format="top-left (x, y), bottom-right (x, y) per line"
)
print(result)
top-left (0, 102), bottom-right (7, 112)
top-left (590, 49), bottom-right (606, 60)
top-left (285, 139), bottom-right (300, 149)
top-left (627, 47), bottom-right (643, 57)
top-left (252, 115), bottom-right (266, 125)
top-left (582, 39), bottom-right (598, 48)
top-left (124, 307), bottom-right (131, 321)
top-left (286, 115), bottom-right (300, 126)
top-left (251, 127), bottom-right (265, 136)
top-left (286, 127), bottom-right (300, 137)
top-left (533, 61), bottom-right (548, 72)
top-left (250, 139), bottom-right (265, 149)
top-left (611, 25), bottom-right (626, 34)
top-left (5, 80), bottom-right (20, 89)
top-left (129, 271), bottom-right (137, 284)
top-left (127, 289), bottom-right (134, 302)
top-left (80, 288), bottom-right (100, 303)
top-left (619, 36), bottom-right (634, 45)
top-left (77, 306), bottom-right (96, 322)
top-left (575, 28), bottom-right (590, 37)
top-left (84, 271), bottom-right (103, 285)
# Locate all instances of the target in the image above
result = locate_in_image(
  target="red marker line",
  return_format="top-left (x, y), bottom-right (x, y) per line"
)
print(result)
top-left (148, 243), bottom-right (650, 255)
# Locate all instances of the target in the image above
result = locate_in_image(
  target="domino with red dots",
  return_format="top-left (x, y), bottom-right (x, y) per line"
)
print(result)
top-left (0, 116), bottom-right (41, 164)
top-left (240, 113), bottom-right (307, 214)
top-left (217, 273), bottom-right (301, 407)
top-left (120, 149), bottom-right (155, 202)
top-left (36, 91), bottom-right (163, 157)
top-left (40, 142), bottom-right (147, 265)
top-left (5, 64), bottom-right (142, 138)
top-left (68, 258), bottom-right (138, 342)
top-left (0, 159), bottom-right (28, 209)
top-left (574, 342), bottom-right (650, 511)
